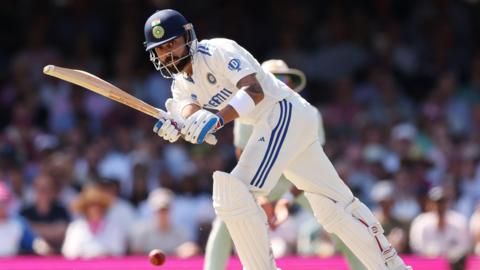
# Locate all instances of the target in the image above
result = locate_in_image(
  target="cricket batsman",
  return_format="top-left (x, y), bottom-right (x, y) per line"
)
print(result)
top-left (203, 59), bottom-right (367, 270)
top-left (145, 9), bottom-right (412, 270)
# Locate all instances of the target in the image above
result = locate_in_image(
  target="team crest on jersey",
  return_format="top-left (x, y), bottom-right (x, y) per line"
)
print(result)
top-left (207, 73), bottom-right (216, 84)
top-left (191, 93), bottom-right (198, 101)
top-left (228, 58), bottom-right (241, 71)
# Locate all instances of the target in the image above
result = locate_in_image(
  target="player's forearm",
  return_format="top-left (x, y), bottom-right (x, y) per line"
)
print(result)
top-left (242, 84), bottom-right (264, 103)
top-left (218, 75), bottom-right (264, 125)
top-left (217, 105), bottom-right (239, 125)
top-left (237, 75), bottom-right (264, 104)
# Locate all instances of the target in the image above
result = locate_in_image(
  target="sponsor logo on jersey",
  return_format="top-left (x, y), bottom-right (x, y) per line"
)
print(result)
top-left (228, 58), bottom-right (241, 71)
top-left (258, 137), bottom-right (265, 142)
top-left (207, 73), bottom-right (216, 84)
top-left (207, 88), bottom-right (233, 108)
top-left (191, 93), bottom-right (198, 101)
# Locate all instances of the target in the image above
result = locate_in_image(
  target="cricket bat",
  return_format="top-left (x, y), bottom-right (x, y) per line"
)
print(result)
top-left (43, 65), bottom-right (217, 145)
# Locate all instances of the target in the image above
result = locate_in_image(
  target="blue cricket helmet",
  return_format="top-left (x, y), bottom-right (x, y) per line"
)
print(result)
top-left (144, 9), bottom-right (197, 78)
top-left (144, 9), bottom-right (193, 51)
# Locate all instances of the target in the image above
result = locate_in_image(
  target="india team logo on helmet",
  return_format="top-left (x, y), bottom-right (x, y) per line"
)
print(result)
top-left (144, 9), bottom-right (198, 79)
top-left (150, 19), bottom-right (165, 39)
top-left (152, 25), bottom-right (165, 39)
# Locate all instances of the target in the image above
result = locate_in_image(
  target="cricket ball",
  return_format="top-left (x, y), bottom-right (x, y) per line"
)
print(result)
top-left (149, 249), bottom-right (166, 266)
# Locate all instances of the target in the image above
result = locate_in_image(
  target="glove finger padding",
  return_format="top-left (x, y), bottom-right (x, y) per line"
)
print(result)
top-left (182, 110), bottom-right (205, 142)
top-left (159, 120), bottom-right (172, 137)
top-left (164, 123), bottom-right (180, 141)
top-left (153, 119), bottom-right (180, 143)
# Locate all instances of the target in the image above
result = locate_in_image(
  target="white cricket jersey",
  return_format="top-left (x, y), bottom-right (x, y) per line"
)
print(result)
top-left (171, 38), bottom-right (292, 124)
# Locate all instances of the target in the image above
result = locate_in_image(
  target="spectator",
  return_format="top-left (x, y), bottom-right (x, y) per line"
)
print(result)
top-left (470, 204), bottom-right (480, 255)
top-left (97, 128), bottom-right (134, 197)
top-left (370, 181), bottom-right (409, 253)
top-left (129, 188), bottom-right (198, 257)
top-left (42, 152), bottom-right (78, 207)
top-left (129, 162), bottom-right (150, 208)
top-left (0, 181), bottom-right (52, 256)
top-left (410, 186), bottom-right (471, 270)
top-left (296, 216), bottom-right (336, 258)
top-left (0, 182), bottom-right (23, 256)
top-left (391, 168), bottom-right (421, 223)
top-left (98, 177), bottom-right (136, 236)
top-left (62, 185), bottom-right (127, 258)
top-left (454, 150), bottom-right (480, 218)
top-left (20, 173), bottom-right (70, 253)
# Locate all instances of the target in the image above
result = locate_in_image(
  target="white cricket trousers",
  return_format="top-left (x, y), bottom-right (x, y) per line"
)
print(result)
top-left (232, 92), bottom-right (354, 203)
top-left (230, 93), bottom-right (409, 270)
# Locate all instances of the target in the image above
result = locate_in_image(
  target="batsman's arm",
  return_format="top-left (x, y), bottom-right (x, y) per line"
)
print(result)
top-left (180, 74), bottom-right (264, 123)
top-left (217, 73), bottom-right (264, 125)
top-left (177, 74), bottom-right (263, 144)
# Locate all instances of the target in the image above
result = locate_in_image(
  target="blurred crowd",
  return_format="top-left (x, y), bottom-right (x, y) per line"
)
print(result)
top-left (1, 0), bottom-right (480, 269)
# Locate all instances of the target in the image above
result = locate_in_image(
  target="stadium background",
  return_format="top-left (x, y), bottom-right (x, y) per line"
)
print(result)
top-left (1, 0), bottom-right (480, 269)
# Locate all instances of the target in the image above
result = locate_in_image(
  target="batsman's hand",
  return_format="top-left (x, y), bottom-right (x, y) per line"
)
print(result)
top-left (181, 109), bottom-right (223, 144)
top-left (153, 99), bottom-right (183, 143)
top-left (153, 119), bottom-right (181, 142)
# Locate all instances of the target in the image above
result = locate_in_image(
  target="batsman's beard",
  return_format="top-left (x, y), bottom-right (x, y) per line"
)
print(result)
top-left (164, 54), bottom-right (190, 74)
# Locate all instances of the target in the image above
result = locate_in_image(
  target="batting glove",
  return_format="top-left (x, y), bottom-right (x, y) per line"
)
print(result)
top-left (181, 110), bottom-right (223, 144)
top-left (153, 118), bottom-right (181, 142)
top-left (152, 98), bottom-right (184, 143)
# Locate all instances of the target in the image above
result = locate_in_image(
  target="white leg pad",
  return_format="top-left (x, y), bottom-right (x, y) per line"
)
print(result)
top-left (212, 171), bottom-right (277, 270)
top-left (304, 192), bottom-right (410, 270)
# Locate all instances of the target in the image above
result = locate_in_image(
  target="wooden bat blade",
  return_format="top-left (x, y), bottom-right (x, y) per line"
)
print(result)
top-left (42, 65), bottom-right (217, 145)
top-left (43, 65), bottom-right (159, 118)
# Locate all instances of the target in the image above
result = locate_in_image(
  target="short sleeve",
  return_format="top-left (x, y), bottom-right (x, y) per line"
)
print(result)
top-left (471, 211), bottom-right (480, 236)
top-left (211, 43), bottom-right (256, 87)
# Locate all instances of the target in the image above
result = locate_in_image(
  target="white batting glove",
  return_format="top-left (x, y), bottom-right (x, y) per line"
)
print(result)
top-left (152, 98), bottom-right (183, 143)
top-left (181, 110), bottom-right (223, 144)
top-left (153, 119), bottom-right (181, 142)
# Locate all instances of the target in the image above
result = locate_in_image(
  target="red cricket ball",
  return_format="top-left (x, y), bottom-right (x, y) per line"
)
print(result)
top-left (149, 249), bottom-right (166, 266)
